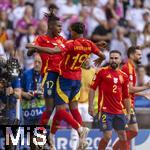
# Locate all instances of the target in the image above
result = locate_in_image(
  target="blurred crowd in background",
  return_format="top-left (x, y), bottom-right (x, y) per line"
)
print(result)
top-left (0, 0), bottom-right (150, 86)
top-left (0, 0), bottom-right (150, 125)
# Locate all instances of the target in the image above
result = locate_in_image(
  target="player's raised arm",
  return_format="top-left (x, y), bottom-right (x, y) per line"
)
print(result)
top-left (90, 41), bottom-right (107, 66)
top-left (26, 43), bottom-right (62, 56)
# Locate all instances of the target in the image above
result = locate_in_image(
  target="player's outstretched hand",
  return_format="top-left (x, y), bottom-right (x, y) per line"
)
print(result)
top-left (94, 57), bottom-right (103, 67)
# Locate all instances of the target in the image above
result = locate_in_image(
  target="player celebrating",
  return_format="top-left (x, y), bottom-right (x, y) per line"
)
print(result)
top-left (26, 22), bottom-right (105, 149)
top-left (113, 46), bottom-right (150, 150)
top-left (33, 10), bottom-right (66, 125)
top-left (88, 50), bottom-right (131, 150)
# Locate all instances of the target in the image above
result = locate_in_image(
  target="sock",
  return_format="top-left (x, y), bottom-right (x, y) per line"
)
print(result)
top-left (98, 138), bottom-right (108, 150)
top-left (126, 130), bottom-right (138, 150)
top-left (70, 108), bottom-right (82, 125)
top-left (126, 130), bottom-right (138, 140)
top-left (51, 112), bottom-right (61, 134)
top-left (112, 130), bottom-right (138, 150)
top-left (51, 109), bottom-right (80, 134)
top-left (112, 139), bottom-right (120, 150)
top-left (39, 111), bottom-right (52, 125)
top-left (119, 140), bottom-right (128, 150)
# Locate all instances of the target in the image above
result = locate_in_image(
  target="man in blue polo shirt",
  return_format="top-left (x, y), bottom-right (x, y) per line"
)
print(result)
top-left (21, 54), bottom-right (45, 125)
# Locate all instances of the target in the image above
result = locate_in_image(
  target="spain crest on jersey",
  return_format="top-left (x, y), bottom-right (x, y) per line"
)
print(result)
top-left (113, 77), bottom-right (118, 84)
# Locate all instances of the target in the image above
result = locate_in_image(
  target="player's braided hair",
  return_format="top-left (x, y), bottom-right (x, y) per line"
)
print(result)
top-left (71, 22), bottom-right (85, 34)
top-left (44, 7), bottom-right (60, 22)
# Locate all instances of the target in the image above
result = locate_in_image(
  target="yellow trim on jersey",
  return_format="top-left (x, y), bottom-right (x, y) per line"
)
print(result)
top-left (56, 78), bottom-right (69, 103)
top-left (42, 72), bottom-right (48, 87)
top-left (98, 91), bottom-right (104, 120)
top-left (128, 62), bottom-right (133, 74)
top-left (43, 58), bottom-right (49, 75)
top-left (72, 91), bottom-right (80, 102)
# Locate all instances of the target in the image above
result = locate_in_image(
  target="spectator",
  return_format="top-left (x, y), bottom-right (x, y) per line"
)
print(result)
top-left (110, 26), bottom-right (132, 60)
top-left (0, 42), bottom-right (5, 58)
top-left (0, 22), bottom-right (8, 45)
top-left (105, 0), bottom-right (121, 21)
top-left (137, 22), bottom-right (150, 65)
top-left (91, 18), bottom-right (117, 44)
top-left (16, 5), bottom-right (38, 47)
top-left (36, 20), bottom-right (48, 35)
top-left (3, 40), bottom-right (20, 61)
top-left (21, 54), bottom-right (45, 125)
top-left (58, 0), bottom-right (81, 37)
top-left (86, 0), bottom-right (107, 37)
top-left (5, 78), bottom-right (22, 125)
top-left (8, 0), bottom-right (26, 28)
top-left (137, 65), bottom-right (150, 86)
top-left (126, 0), bottom-right (146, 32)
top-left (0, 10), bottom-right (14, 39)
top-left (19, 24), bottom-right (36, 69)
top-left (145, 53), bottom-right (150, 76)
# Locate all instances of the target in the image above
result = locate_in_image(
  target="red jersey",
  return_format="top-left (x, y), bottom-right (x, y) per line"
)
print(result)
top-left (34, 35), bottom-right (66, 75)
top-left (59, 38), bottom-right (100, 80)
top-left (90, 66), bottom-right (129, 114)
top-left (122, 61), bottom-right (136, 108)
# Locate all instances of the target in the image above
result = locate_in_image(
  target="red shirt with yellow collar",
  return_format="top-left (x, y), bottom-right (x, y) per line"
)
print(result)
top-left (122, 61), bottom-right (136, 108)
top-left (34, 35), bottom-right (66, 76)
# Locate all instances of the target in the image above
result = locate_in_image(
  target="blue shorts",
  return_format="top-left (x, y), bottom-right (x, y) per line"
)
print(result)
top-left (55, 76), bottom-right (81, 105)
top-left (43, 72), bottom-right (59, 98)
top-left (128, 108), bottom-right (137, 124)
top-left (99, 112), bottom-right (127, 131)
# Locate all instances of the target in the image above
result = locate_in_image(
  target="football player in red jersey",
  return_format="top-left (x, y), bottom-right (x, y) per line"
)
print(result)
top-left (113, 46), bottom-right (150, 150)
top-left (32, 10), bottom-right (66, 125)
top-left (26, 22), bottom-right (106, 149)
top-left (88, 50), bottom-right (131, 150)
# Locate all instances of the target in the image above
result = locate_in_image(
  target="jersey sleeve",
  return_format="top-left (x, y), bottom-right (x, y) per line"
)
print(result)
top-left (90, 69), bottom-right (102, 90)
top-left (122, 65), bottom-right (133, 84)
top-left (33, 36), bottom-right (41, 45)
top-left (90, 41), bottom-right (100, 55)
top-left (122, 74), bottom-right (129, 100)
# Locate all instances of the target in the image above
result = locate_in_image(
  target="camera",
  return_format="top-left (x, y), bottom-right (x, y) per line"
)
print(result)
top-left (0, 57), bottom-right (22, 87)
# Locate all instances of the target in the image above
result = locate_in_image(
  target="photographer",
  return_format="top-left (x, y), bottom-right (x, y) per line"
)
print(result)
top-left (21, 54), bottom-right (45, 125)
top-left (0, 56), bottom-right (22, 125)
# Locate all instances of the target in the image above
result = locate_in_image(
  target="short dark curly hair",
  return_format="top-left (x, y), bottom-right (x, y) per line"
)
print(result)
top-left (70, 22), bottom-right (85, 34)
top-left (127, 46), bottom-right (141, 58)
